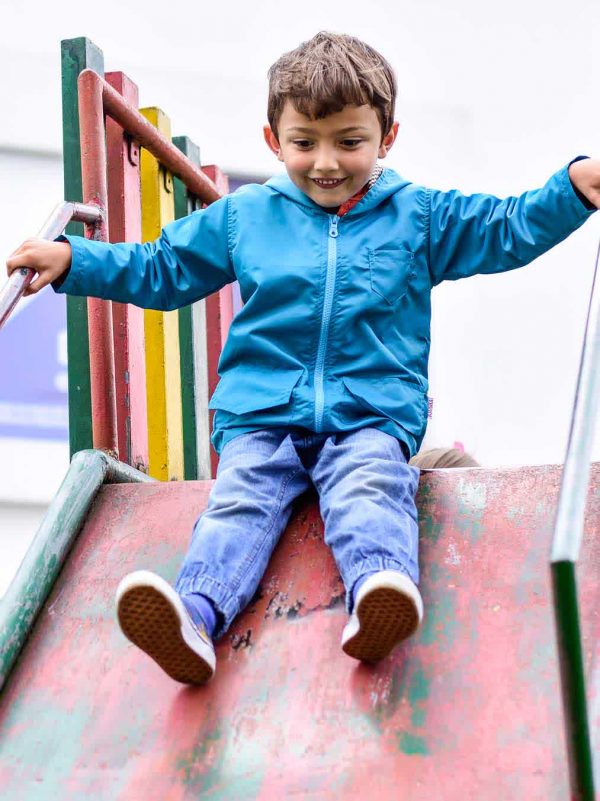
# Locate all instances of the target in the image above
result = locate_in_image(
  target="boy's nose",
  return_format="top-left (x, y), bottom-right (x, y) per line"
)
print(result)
top-left (313, 147), bottom-right (339, 172)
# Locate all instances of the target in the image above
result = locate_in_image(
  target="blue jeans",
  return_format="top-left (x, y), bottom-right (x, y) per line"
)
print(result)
top-left (175, 427), bottom-right (420, 638)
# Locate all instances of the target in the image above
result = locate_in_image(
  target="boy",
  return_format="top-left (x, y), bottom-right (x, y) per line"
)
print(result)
top-left (7, 32), bottom-right (599, 686)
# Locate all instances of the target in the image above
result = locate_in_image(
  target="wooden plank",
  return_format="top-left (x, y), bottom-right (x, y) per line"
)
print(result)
top-left (201, 164), bottom-right (232, 478)
top-left (172, 136), bottom-right (210, 480)
top-left (60, 38), bottom-right (104, 457)
top-left (105, 72), bottom-right (148, 472)
top-left (140, 107), bottom-right (183, 481)
top-left (79, 69), bottom-right (118, 456)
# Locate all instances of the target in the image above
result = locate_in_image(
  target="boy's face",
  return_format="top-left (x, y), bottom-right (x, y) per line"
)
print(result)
top-left (264, 101), bottom-right (398, 208)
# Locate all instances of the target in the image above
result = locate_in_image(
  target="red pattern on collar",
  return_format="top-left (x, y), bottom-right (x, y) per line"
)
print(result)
top-left (336, 166), bottom-right (383, 217)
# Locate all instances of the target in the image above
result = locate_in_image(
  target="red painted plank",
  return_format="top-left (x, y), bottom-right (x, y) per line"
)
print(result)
top-left (0, 465), bottom-right (598, 799)
top-left (77, 69), bottom-right (118, 455)
top-left (105, 71), bottom-right (148, 472)
top-left (201, 165), bottom-right (233, 478)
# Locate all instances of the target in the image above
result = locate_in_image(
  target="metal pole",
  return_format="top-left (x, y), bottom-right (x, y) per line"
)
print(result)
top-left (0, 201), bottom-right (102, 331)
top-left (0, 449), bottom-right (155, 693)
top-left (79, 69), bottom-right (221, 204)
top-left (551, 239), bottom-right (600, 800)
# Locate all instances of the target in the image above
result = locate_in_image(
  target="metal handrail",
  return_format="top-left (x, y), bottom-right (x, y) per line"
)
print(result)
top-left (0, 201), bottom-right (102, 331)
top-left (551, 239), bottom-right (600, 800)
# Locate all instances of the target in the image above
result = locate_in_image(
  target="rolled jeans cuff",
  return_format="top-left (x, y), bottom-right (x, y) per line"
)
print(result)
top-left (175, 567), bottom-right (241, 639)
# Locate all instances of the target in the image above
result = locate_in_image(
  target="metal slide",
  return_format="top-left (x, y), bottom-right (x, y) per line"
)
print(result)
top-left (0, 459), bottom-right (597, 799)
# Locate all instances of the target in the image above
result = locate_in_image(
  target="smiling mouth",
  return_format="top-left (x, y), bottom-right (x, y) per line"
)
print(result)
top-left (311, 177), bottom-right (347, 189)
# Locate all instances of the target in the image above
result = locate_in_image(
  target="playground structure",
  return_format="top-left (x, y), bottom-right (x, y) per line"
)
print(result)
top-left (0, 36), bottom-right (598, 800)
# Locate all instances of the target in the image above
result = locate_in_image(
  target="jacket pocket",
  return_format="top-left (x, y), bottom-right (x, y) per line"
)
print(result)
top-left (368, 248), bottom-right (415, 305)
top-left (209, 368), bottom-right (304, 415)
top-left (342, 375), bottom-right (426, 435)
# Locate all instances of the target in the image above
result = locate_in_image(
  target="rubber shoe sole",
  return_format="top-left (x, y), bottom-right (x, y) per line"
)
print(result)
top-left (342, 571), bottom-right (424, 663)
top-left (116, 570), bottom-right (215, 685)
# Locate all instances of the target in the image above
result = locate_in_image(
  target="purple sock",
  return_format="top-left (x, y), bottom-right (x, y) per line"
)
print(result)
top-left (181, 593), bottom-right (217, 638)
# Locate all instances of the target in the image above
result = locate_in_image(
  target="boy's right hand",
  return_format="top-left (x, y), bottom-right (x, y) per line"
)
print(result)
top-left (6, 238), bottom-right (72, 296)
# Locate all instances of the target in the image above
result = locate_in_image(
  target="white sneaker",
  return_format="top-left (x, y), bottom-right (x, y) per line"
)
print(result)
top-left (115, 570), bottom-right (216, 685)
top-left (341, 570), bottom-right (424, 662)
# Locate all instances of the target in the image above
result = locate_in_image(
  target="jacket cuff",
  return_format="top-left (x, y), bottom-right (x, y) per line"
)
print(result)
top-left (51, 234), bottom-right (84, 294)
top-left (567, 155), bottom-right (597, 211)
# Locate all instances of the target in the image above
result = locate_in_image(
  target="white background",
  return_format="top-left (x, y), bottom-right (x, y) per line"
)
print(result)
top-left (1, 0), bottom-right (600, 592)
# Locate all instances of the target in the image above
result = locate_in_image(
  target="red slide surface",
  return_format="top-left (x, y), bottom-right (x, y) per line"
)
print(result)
top-left (0, 465), bottom-right (598, 800)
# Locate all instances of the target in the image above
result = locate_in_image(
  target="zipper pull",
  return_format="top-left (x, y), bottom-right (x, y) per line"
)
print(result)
top-left (329, 216), bottom-right (339, 238)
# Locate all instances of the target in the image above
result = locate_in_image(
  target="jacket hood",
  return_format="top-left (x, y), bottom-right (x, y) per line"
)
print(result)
top-left (264, 167), bottom-right (412, 217)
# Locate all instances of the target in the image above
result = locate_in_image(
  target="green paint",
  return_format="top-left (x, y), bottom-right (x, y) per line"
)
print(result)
top-left (0, 690), bottom-right (111, 801)
top-left (419, 583), bottom-right (458, 648)
top-left (173, 135), bottom-right (201, 481)
top-left (415, 483), bottom-right (446, 546)
top-left (177, 722), bottom-right (264, 800)
top-left (446, 477), bottom-right (487, 545)
top-left (398, 731), bottom-right (429, 755)
top-left (552, 561), bottom-right (595, 800)
top-left (411, 706), bottom-right (426, 729)
top-left (408, 667), bottom-right (430, 728)
top-left (61, 38), bottom-right (104, 457)
top-left (177, 723), bottom-right (222, 790)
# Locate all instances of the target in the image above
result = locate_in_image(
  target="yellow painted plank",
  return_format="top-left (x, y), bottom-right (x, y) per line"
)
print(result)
top-left (140, 107), bottom-right (184, 481)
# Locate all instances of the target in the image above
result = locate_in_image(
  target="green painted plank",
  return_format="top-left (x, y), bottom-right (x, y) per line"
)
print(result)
top-left (173, 136), bottom-right (201, 480)
top-left (61, 38), bottom-right (104, 457)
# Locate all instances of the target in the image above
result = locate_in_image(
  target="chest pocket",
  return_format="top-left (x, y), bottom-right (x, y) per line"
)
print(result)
top-left (368, 248), bottom-right (415, 305)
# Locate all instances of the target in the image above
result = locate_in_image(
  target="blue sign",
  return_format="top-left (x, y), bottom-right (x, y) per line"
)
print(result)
top-left (0, 288), bottom-right (68, 441)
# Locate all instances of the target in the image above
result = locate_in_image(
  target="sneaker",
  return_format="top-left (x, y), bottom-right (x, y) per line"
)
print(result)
top-left (115, 570), bottom-right (216, 685)
top-left (341, 570), bottom-right (424, 662)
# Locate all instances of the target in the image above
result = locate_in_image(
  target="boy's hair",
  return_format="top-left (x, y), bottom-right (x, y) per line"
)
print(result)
top-left (267, 32), bottom-right (397, 141)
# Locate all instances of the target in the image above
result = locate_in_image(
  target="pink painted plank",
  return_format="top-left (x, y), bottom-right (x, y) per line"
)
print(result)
top-left (201, 165), bottom-right (233, 478)
top-left (105, 71), bottom-right (148, 472)
top-left (0, 464), bottom-right (598, 799)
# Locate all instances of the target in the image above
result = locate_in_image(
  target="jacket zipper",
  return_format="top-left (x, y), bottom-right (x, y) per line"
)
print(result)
top-left (314, 215), bottom-right (339, 432)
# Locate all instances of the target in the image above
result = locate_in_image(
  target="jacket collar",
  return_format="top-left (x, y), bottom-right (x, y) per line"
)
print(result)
top-left (265, 167), bottom-right (411, 217)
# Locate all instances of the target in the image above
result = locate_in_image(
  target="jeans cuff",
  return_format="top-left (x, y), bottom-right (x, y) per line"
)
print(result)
top-left (175, 570), bottom-right (241, 638)
top-left (343, 558), bottom-right (417, 613)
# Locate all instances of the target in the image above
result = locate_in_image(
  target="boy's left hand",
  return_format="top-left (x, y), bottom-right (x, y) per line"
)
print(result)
top-left (568, 158), bottom-right (600, 209)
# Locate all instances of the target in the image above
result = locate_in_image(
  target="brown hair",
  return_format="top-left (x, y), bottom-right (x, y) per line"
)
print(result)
top-left (409, 448), bottom-right (480, 469)
top-left (267, 32), bottom-right (397, 141)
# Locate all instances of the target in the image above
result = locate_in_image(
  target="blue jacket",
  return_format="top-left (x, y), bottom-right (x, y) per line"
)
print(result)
top-left (57, 162), bottom-right (595, 456)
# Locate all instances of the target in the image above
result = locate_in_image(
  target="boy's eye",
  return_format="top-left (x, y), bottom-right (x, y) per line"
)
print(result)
top-left (341, 139), bottom-right (362, 147)
top-left (293, 140), bottom-right (312, 149)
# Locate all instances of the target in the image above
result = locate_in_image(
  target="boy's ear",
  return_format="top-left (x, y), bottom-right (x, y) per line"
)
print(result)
top-left (263, 125), bottom-right (284, 161)
top-left (378, 121), bottom-right (400, 159)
